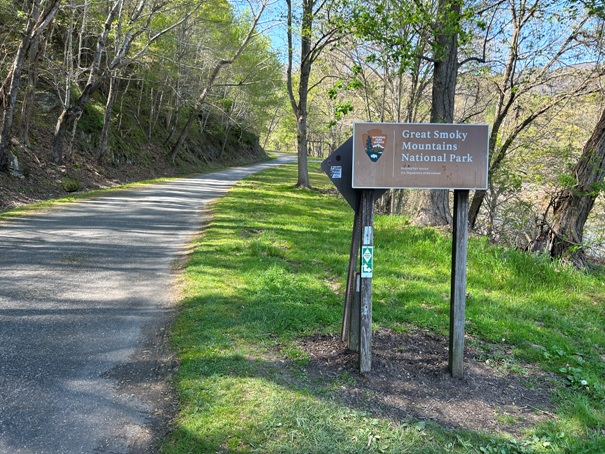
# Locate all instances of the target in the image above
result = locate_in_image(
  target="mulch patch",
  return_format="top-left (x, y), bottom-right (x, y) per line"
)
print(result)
top-left (297, 327), bottom-right (556, 436)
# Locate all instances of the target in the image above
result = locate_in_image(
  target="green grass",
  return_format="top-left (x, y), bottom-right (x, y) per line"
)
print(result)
top-left (164, 163), bottom-right (605, 453)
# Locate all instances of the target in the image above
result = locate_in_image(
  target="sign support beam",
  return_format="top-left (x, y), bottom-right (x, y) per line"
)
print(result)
top-left (349, 272), bottom-right (360, 352)
top-left (342, 196), bottom-right (362, 342)
top-left (359, 190), bottom-right (374, 373)
top-left (449, 189), bottom-right (469, 378)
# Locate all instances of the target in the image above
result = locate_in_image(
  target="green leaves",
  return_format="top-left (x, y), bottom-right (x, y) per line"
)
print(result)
top-left (347, 0), bottom-right (420, 70)
top-left (326, 79), bottom-right (356, 127)
top-left (569, 0), bottom-right (605, 18)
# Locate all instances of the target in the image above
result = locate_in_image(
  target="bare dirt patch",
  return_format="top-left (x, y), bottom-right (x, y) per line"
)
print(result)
top-left (297, 327), bottom-right (556, 436)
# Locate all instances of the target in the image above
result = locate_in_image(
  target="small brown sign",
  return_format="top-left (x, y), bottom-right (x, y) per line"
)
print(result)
top-left (352, 123), bottom-right (489, 189)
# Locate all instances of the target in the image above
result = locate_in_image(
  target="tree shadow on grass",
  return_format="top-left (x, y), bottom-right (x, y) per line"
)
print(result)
top-left (165, 323), bottom-right (565, 453)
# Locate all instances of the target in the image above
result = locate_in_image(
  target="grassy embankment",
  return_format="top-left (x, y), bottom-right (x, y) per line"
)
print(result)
top-left (163, 163), bottom-right (605, 453)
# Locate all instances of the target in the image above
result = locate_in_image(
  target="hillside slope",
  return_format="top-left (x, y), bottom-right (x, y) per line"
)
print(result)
top-left (0, 111), bottom-right (269, 211)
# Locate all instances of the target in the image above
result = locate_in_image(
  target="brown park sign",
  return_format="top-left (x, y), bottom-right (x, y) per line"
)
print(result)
top-left (352, 123), bottom-right (489, 189)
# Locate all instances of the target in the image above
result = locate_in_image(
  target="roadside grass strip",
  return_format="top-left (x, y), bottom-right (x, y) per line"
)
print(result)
top-left (164, 163), bottom-right (605, 453)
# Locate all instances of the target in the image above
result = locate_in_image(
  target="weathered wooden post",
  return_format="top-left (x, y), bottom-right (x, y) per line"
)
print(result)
top-left (342, 198), bottom-right (362, 342)
top-left (449, 189), bottom-right (469, 378)
top-left (349, 272), bottom-right (360, 352)
top-left (359, 189), bottom-right (375, 373)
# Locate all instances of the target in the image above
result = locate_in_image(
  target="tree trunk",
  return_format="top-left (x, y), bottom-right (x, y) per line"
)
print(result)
top-left (413, 0), bottom-right (460, 226)
top-left (0, 35), bottom-right (31, 172)
top-left (296, 110), bottom-right (310, 188)
top-left (415, 189), bottom-right (453, 226)
top-left (0, 11), bottom-right (36, 172)
top-left (220, 123), bottom-right (234, 159)
top-left (19, 33), bottom-right (44, 147)
top-left (296, 0), bottom-right (313, 189)
top-left (169, 82), bottom-right (215, 163)
top-left (262, 105), bottom-right (282, 150)
top-left (286, 0), bottom-right (314, 189)
top-left (540, 106), bottom-right (605, 268)
top-left (430, 18), bottom-right (459, 125)
top-left (53, 78), bottom-right (104, 164)
top-left (97, 73), bottom-right (119, 162)
top-left (468, 189), bottom-right (486, 230)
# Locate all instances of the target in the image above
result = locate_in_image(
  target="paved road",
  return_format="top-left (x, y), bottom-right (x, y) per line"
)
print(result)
top-left (0, 155), bottom-right (295, 453)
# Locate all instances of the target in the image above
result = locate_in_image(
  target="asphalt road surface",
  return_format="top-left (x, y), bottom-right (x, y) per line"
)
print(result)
top-left (0, 155), bottom-right (295, 453)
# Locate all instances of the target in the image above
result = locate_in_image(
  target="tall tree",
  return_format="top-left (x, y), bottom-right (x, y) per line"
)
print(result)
top-left (0, 0), bottom-right (61, 172)
top-left (341, 0), bottom-right (479, 224)
top-left (413, 0), bottom-right (462, 226)
top-left (286, 0), bottom-right (343, 188)
top-left (529, 1), bottom-right (605, 267)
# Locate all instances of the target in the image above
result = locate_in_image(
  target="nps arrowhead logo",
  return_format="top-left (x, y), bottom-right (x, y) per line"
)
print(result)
top-left (363, 129), bottom-right (387, 162)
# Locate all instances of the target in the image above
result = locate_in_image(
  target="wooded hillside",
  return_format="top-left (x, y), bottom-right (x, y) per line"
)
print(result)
top-left (0, 0), bottom-right (282, 208)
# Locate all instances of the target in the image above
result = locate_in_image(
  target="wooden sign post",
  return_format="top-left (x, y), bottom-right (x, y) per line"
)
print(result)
top-left (450, 190), bottom-right (469, 378)
top-left (359, 190), bottom-right (375, 373)
top-left (343, 199), bottom-right (361, 349)
top-left (349, 272), bottom-right (360, 352)
top-left (341, 200), bottom-right (360, 341)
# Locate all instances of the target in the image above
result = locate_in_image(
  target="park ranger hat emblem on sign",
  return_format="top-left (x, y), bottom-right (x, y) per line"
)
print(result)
top-left (363, 129), bottom-right (387, 162)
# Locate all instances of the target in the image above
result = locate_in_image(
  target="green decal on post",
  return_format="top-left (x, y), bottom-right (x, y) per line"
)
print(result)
top-left (361, 246), bottom-right (373, 278)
